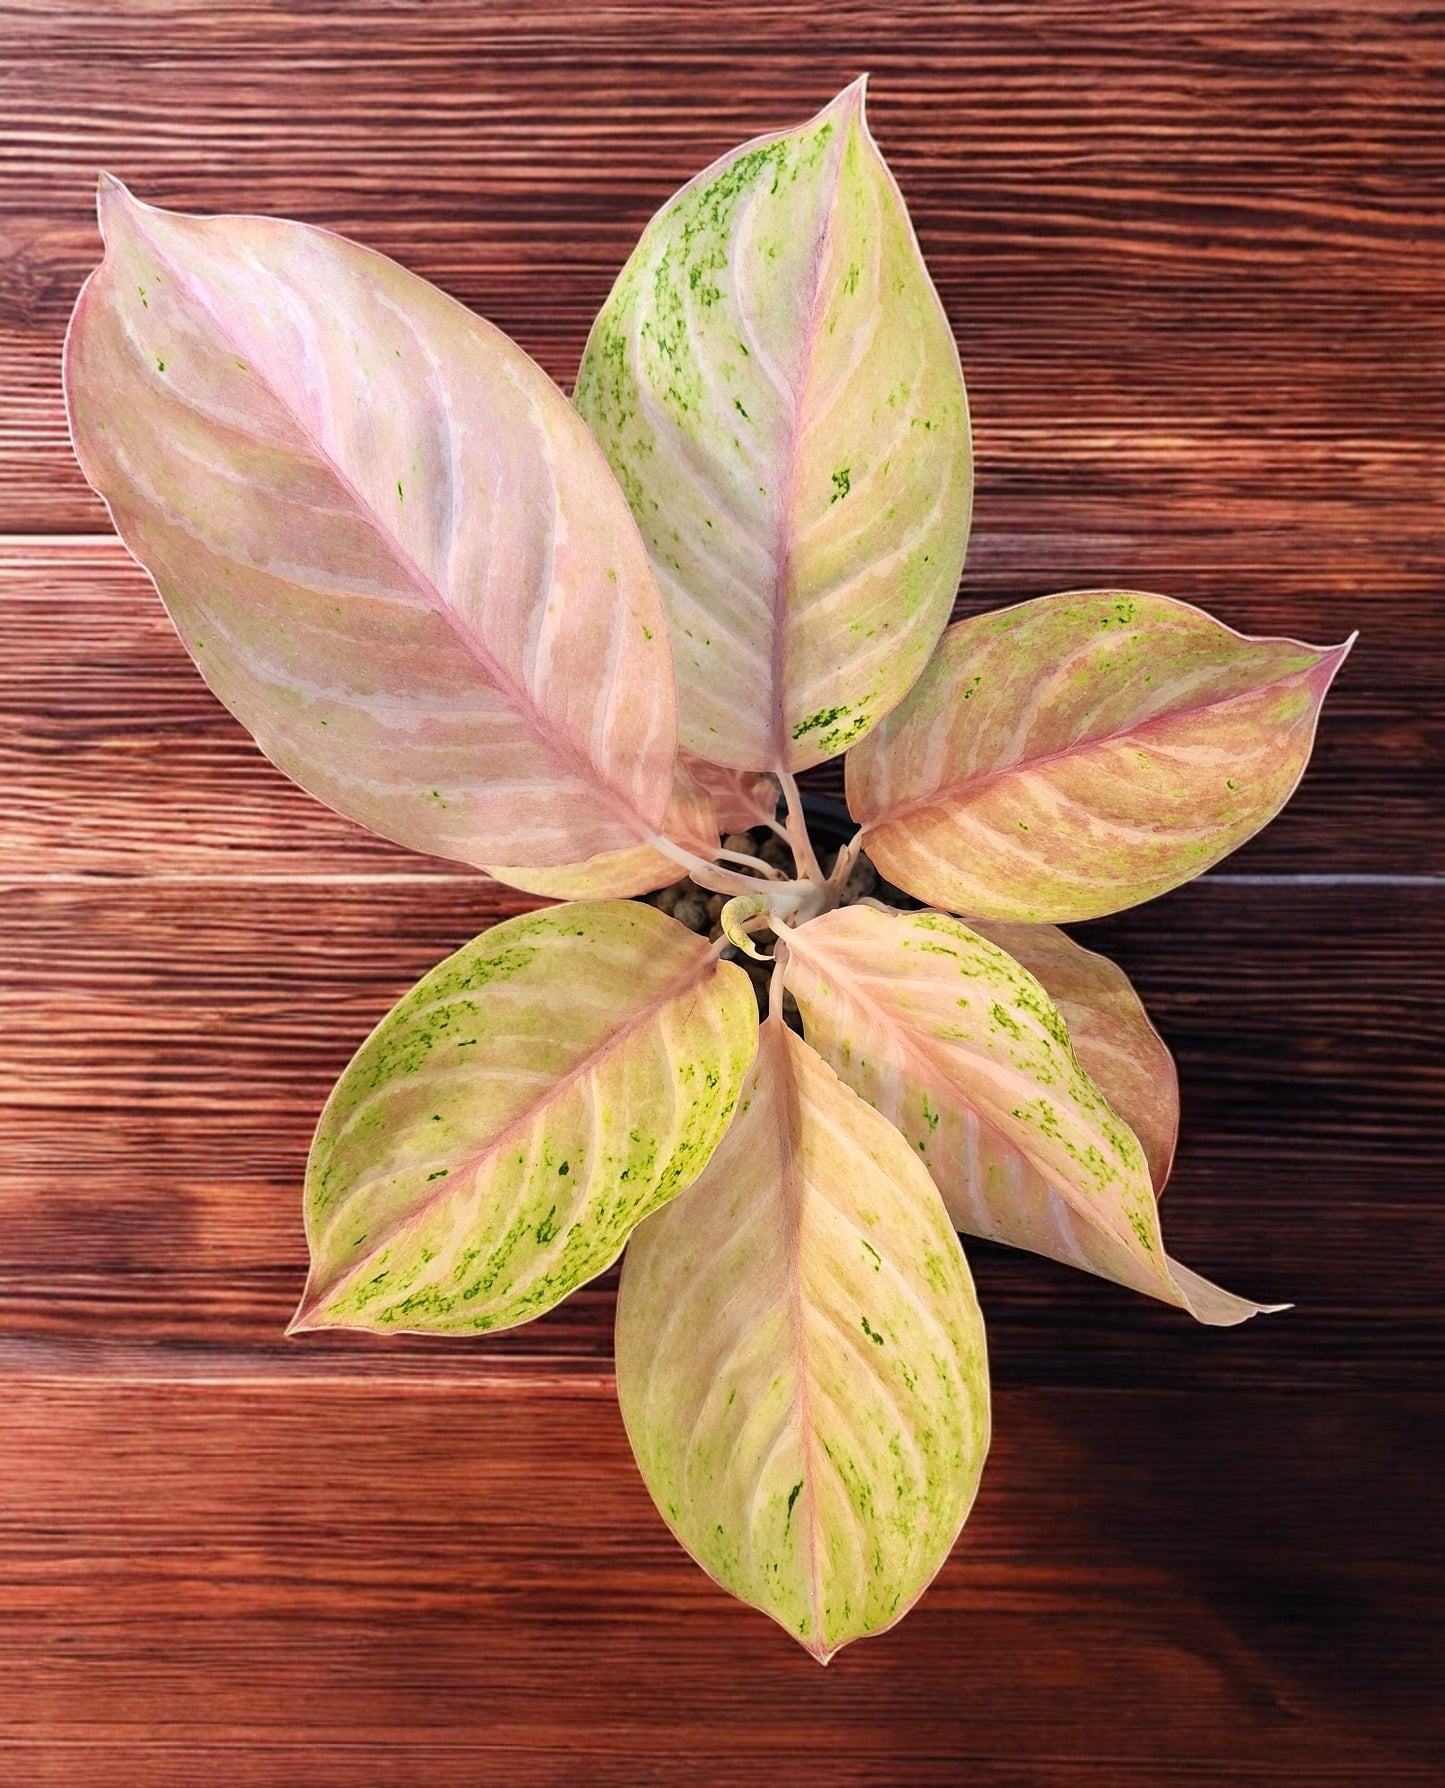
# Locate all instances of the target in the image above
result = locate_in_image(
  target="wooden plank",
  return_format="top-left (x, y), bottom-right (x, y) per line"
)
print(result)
top-left (0, 2), bottom-right (1441, 529)
top-left (0, 1378), bottom-right (1439, 1780)
top-left (4, 537), bottom-right (1439, 877)
top-left (3, 877), bottom-right (1439, 1388)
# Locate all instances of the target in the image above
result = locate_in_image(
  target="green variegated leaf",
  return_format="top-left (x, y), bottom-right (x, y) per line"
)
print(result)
top-left (784, 905), bottom-right (1277, 1324)
top-left (291, 901), bottom-right (758, 1336)
top-left (616, 1019), bottom-right (989, 1663)
top-left (965, 920), bottom-right (1178, 1191)
top-left (847, 591), bottom-right (1351, 921)
top-left (576, 80), bottom-right (971, 772)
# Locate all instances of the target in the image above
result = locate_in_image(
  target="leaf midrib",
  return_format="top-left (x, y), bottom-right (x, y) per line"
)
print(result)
top-left (859, 641), bottom-right (1338, 835)
top-left (120, 195), bottom-right (657, 847)
top-left (301, 935), bottom-right (735, 1323)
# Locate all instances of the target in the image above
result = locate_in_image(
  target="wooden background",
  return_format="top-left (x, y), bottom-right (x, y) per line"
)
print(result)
top-left (2, 2), bottom-right (1442, 1780)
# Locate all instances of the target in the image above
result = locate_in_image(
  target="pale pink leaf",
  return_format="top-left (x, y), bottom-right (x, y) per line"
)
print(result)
top-left (65, 180), bottom-right (679, 868)
top-left (486, 758), bottom-right (719, 900)
top-left (617, 1020), bottom-right (989, 1662)
top-left (847, 590), bottom-right (1352, 921)
top-left (784, 905), bottom-right (1280, 1324)
top-left (291, 902), bottom-right (758, 1336)
top-left (681, 752), bottom-right (779, 832)
top-left (576, 80), bottom-right (972, 772)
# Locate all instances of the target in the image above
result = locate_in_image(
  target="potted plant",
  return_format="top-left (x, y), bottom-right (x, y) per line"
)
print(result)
top-left (63, 80), bottom-right (1348, 1661)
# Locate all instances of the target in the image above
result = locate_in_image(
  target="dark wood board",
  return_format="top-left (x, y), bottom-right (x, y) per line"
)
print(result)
top-left (1, 2), bottom-right (1441, 1780)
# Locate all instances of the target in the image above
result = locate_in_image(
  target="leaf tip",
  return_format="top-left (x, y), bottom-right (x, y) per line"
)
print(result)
top-left (285, 1284), bottom-right (328, 1337)
top-left (94, 171), bottom-right (148, 244)
top-left (828, 73), bottom-right (870, 128)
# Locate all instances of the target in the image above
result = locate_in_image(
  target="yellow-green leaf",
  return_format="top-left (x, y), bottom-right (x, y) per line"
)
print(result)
top-left (576, 80), bottom-right (971, 772)
top-left (291, 901), bottom-right (758, 1336)
top-left (616, 1019), bottom-right (990, 1663)
top-left (847, 591), bottom-right (1351, 921)
top-left (784, 905), bottom-right (1277, 1324)
top-left (966, 920), bottom-right (1178, 1191)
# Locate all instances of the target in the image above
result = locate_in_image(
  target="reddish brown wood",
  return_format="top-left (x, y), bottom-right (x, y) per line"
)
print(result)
top-left (0, 1380), bottom-right (1440, 1783)
top-left (1, 2), bottom-right (1442, 1778)
top-left (1, 1), bottom-right (1442, 534)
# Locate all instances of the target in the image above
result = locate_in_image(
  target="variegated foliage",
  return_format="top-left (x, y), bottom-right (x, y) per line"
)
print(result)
top-left (784, 906), bottom-right (1276, 1324)
top-left (576, 78), bottom-right (971, 772)
top-left (293, 902), bottom-right (757, 1335)
top-left (617, 1020), bottom-right (989, 1662)
top-left (848, 591), bottom-right (1351, 921)
top-left (64, 82), bottom-right (1349, 1664)
top-left (66, 180), bottom-right (678, 870)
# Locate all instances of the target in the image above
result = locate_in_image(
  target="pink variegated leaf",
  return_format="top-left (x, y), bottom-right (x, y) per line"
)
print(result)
top-left (617, 1019), bottom-right (989, 1663)
top-left (847, 591), bottom-right (1352, 921)
top-left (576, 80), bottom-right (971, 772)
top-left (784, 905), bottom-right (1280, 1324)
top-left (486, 758), bottom-right (719, 900)
top-left (965, 920), bottom-right (1178, 1192)
top-left (65, 180), bottom-right (678, 869)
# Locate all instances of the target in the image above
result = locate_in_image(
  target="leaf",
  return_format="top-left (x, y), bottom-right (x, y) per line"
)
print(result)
top-left (681, 753), bottom-right (779, 832)
top-left (847, 590), bottom-right (1352, 921)
top-left (965, 920), bottom-right (1178, 1191)
top-left (783, 905), bottom-right (1277, 1324)
top-left (576, 79), bottom-right (972, 773)
top-left (65, 180), bottom-right (679, 869)
top-left (485, 759), bottom-right (718, 900)
top-left (616, 1019), bottom-right (990, 1663)
top-left (290, 901), bottom-right (758, 1336)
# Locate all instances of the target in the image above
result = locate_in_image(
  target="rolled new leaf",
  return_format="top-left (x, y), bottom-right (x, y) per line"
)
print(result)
top-left (616, 1020), bottom-right (990, 1663)
top-left (847, 591), bottom-right (1352, 921)
top-left (965, 920), bottom-right (1178, 1191)
top-left (576, 79), bottom-right (971, 772)
top-left (66, 181), bottom-right (678, 870)
top-left (784, 906), bottom-right (1276, 1324)
top-left (292, 902), bottom-right (758, 1335)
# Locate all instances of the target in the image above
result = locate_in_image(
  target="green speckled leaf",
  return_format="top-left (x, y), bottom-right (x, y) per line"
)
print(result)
top-left (847, 590), bottom-right (1351, 921)
top-left (291, 901), bottom-right (758, 1336)
top-left (784, 905), bottom-right (1278, 1325)
top-left (616, 1019), bottom-right (989, 1663)
top-left (965, 920), bottom-right (1178, 1192)
top-left (576, 79), bottom-right (971, 773)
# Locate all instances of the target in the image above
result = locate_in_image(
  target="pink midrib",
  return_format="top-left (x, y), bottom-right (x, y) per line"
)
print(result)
top-left (857, 643), bottom-right (1346, 836)
top-left (765, 119), bottom-right (853, 776)
top-left (120, 201), bottom-right (657, 848)
top-left (770, 1020), bottom-right (832, 1658)
top-left (783, 923), bottom-right (1160, 1271)
top-left (303, 933), bottom-right (730, 1323)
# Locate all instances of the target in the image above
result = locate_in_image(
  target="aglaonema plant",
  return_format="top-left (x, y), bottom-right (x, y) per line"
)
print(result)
top-left (64, 79), bottom-right (1350, 1662)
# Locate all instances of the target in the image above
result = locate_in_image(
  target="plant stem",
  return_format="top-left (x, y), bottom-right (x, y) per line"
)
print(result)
top-left (715, 847), bottom-right (784, 878)
top-left (776, 768), bottom-right (824, 885)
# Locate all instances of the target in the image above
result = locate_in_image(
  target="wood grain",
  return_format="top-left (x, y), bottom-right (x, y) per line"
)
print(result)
top-left (1, 2), bottom-right (1442, 532)
top-left (0, 1379), bottom-right (1440, 1784)
top-left (4, 537), bottom-right (1440, 877)
top-left (1, 2), bottom-right (1441, 1778)
top-left (2, 877), bottom-right (1439, 1395)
